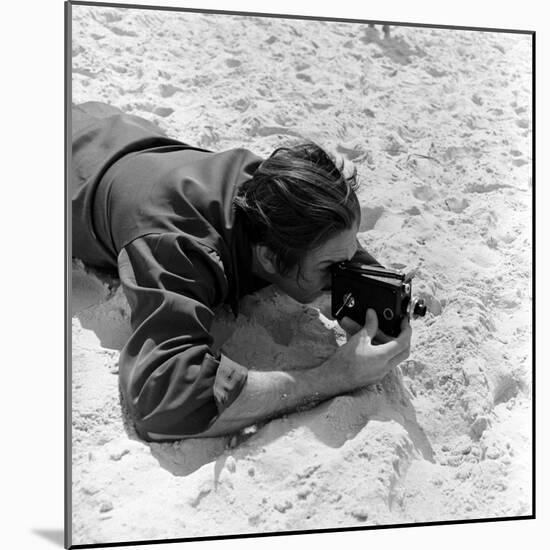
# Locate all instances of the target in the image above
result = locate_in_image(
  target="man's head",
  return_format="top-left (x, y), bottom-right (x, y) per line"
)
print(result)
top-left (234, 142), bottom-right (361, 303)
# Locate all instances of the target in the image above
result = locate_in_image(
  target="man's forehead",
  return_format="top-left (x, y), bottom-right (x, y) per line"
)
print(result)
top-left (316, 229), bottom-right (358, 261)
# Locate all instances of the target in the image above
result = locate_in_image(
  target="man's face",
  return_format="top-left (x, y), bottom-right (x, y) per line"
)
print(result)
top-left (273, 225), bottom-right (359, 304)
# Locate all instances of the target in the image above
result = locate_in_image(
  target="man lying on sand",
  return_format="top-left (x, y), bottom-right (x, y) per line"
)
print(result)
top-left (71, 101), bottom-right (412, 442)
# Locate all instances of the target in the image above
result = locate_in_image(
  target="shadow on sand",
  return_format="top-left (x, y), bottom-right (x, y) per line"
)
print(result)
top-left (73, 262), bottom-right (433, 481)
top-left (144, 367), bottom-right (434, 481)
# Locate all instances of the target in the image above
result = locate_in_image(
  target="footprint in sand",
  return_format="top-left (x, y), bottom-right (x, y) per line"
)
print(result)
top-left (512, 103), bottom-right (528, 116)
top-left (335, 143), bottom-right (368, 162)
top-left (509, 149), bottom-right (529, 167)
top-left (515, 119), bottom-right (530, 129)
top-left (106, 25), bottom-right (138, 37)
top-left (232, 98), bottom-right (251, 112)
top-left (111, 64), bottom-right (128, 74)
top-left (133, 102), bottom-right (174, 118)
top-left (98, 9), bottom-right (123, 24)
top-left (405, 206), bottom-right (422, 216)
top-left (159, 83), bottom-right (183, 98)
top-left (412, 184), bottom-right (438, 202)
top-left (466, 182), bottom-right (513, 193)
top-left (296, 72), bottom-right (314, 84)
top-left (248, 123), bottom-right (303, 139)
top-left (512, 159), bottom-right (529, 167)
top-left (444, 197), bottom-right (470, 213)
top-left (73, 66), bottom-right (104, 78)
top-left (153, 107), bottom-right (174, 118)
top-left (312, 102), bottom-right (333, 111)
top-left (225, 58), bottom-right (242, 68)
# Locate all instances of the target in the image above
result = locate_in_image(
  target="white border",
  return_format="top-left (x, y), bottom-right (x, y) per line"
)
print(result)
top-left (4, 1), bottom-right (545, 549)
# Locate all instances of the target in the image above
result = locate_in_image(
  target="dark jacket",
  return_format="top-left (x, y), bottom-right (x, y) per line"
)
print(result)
top-left (72, 103), bottom-right (268, 440)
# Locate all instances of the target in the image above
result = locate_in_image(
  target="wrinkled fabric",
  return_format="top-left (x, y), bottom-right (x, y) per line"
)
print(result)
top-left (71, 103), bottom-right (267, 439)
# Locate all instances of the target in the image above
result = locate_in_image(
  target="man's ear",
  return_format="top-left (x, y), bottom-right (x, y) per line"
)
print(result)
top-left (254, 245), bottom-right (278, 275)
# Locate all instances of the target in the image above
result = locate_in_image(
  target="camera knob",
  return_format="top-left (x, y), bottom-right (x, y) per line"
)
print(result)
top-left (412, 298), bottom-right (427, 318)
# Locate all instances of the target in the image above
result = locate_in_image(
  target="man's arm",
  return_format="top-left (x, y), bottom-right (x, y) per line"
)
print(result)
top-left (116, 233), bottom-right (238, 440)
top-left (197, 309), bottom-right (411, 438)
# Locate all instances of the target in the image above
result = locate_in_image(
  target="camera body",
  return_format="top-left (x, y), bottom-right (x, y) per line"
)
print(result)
top-left (331, 261), bottom-right (426, 337)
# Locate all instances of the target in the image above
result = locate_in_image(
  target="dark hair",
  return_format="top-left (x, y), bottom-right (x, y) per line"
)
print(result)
top-left (234, 142), bottom-right (361, 276)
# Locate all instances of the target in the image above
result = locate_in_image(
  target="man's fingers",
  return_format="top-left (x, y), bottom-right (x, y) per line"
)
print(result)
top-left (400, 315), bottom-right (411, 331)
top-left (339, 316), bottom-right (362, 337)
top-left (364, 308), bottom-right (378, 340)
top-left (374, 314), bottom-right (410, 345)
top-left (376, 318), bottom-right (412, 359)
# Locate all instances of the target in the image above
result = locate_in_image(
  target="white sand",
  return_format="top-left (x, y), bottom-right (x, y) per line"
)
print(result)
top-left (70, 5), bottom-right (532, 546)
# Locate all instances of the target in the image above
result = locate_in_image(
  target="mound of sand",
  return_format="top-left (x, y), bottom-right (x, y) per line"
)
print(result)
top-left (70, 5), bottom-right (532, 545)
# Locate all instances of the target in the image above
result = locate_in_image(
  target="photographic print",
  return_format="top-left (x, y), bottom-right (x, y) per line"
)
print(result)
top-left (66, 1), bottom-right (534, 547)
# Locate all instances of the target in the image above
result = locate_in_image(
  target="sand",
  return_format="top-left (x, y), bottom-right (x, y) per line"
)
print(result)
top-left (69, 4), bottom-right (532, 546)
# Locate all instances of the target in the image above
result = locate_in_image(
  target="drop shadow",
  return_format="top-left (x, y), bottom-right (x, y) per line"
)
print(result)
top-left (32, 528), bottom-right (65, 547)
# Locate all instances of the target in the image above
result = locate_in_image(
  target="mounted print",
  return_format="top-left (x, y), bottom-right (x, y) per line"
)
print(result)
top-left (66, 1), bottom-right (534, 547)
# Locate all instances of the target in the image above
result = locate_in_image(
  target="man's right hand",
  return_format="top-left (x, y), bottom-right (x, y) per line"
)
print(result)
top-left (197, 310), bottom-right (411, 438)
top-left (340, 308), bottom-right (412, 387)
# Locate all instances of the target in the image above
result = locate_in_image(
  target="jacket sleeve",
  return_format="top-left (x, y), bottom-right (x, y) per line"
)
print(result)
top-left (117, 233), bottom-right (247, 441)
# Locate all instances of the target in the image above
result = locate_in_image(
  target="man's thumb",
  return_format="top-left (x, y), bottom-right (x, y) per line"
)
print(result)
top-left (364, 308), bottom-right (378, 340)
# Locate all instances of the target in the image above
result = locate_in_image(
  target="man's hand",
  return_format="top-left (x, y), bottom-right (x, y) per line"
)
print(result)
top-left (338, 316), bottom-right (362, 338)
top-left (338, 315), bottom-right (393, 344)
top-left (340, 308), bottom-right (411, 386)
